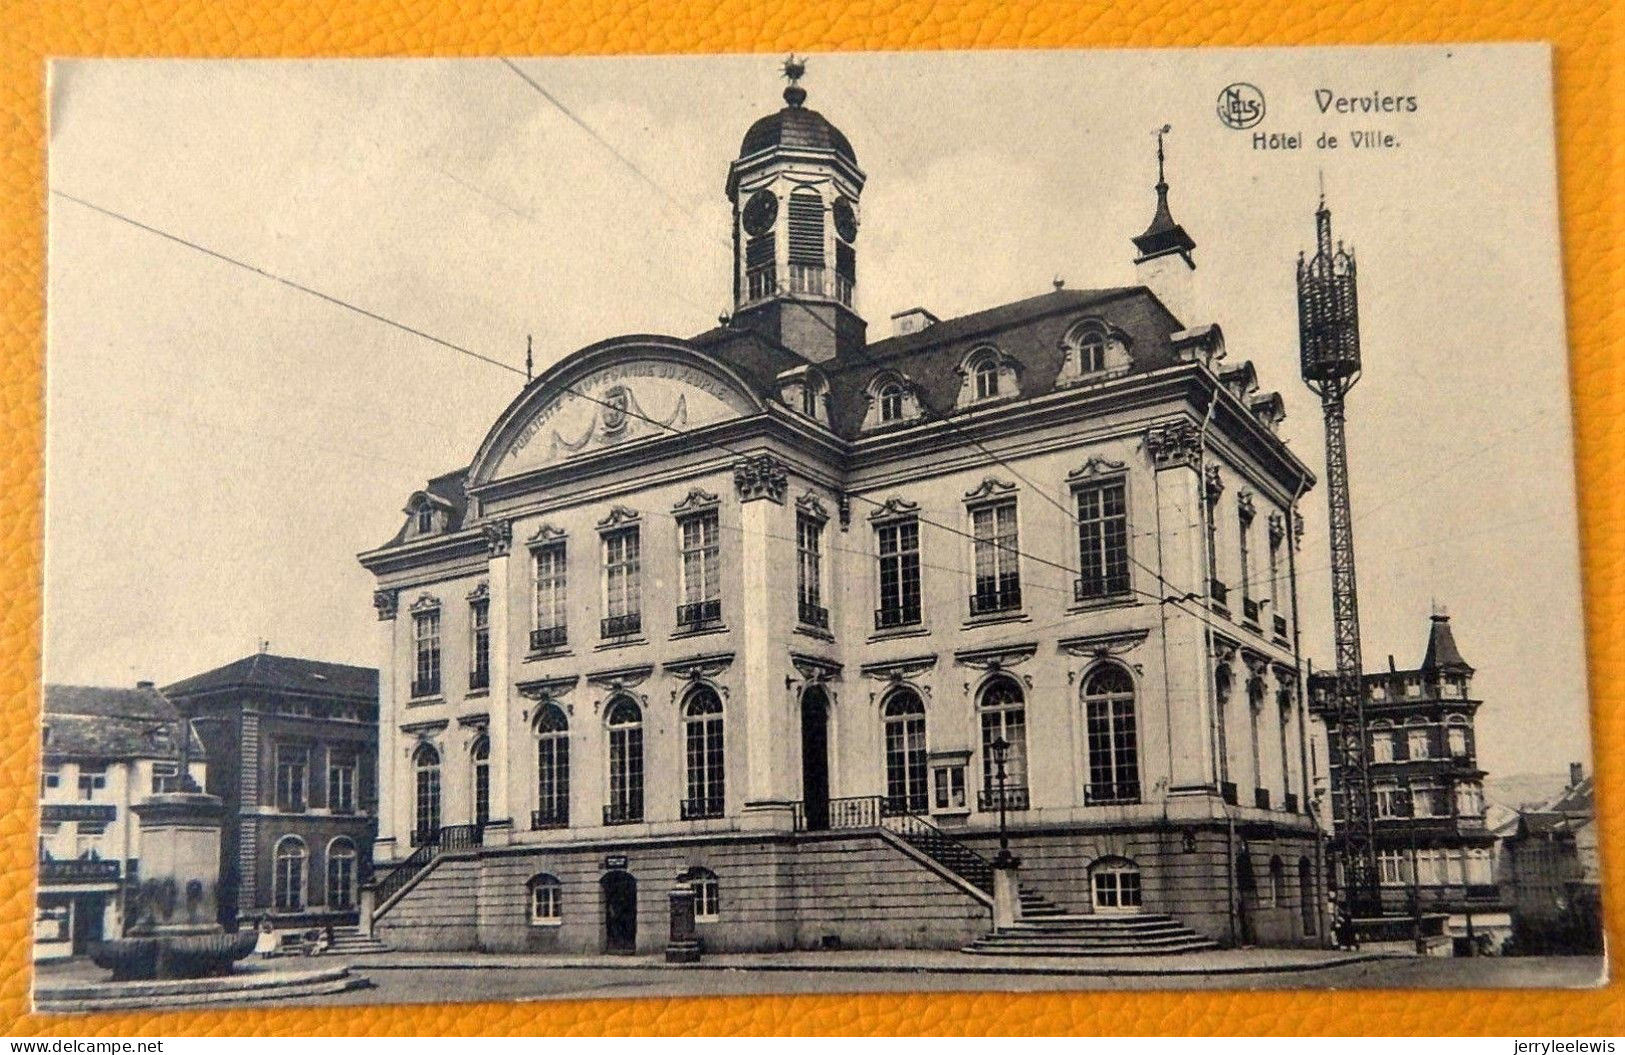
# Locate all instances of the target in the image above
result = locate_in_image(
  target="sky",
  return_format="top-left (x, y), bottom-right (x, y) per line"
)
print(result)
top-left (45, 47), bottom-right (1590, 781)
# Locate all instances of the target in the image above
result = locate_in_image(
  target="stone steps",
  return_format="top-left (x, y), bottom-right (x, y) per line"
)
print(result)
top-left (966, 907), bottom-right (1218, 957)
top-left (329, 927), bottom-right (390, 954)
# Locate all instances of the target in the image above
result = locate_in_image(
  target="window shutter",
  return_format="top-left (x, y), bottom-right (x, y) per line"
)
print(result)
top-left (787, 192), bottom-right (825, 265)
top-left (836, 240), bottom-right (855, 281)
top-left (746, 231), bottom-right (775, 269)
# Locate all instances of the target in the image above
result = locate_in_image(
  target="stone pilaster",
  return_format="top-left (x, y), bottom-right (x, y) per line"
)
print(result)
top-left (733, 455), bottom-right (793, 826)
top-left (481, 521), bottom-right (514, 844)
top-left (372, 589), bottom-right (399, 863)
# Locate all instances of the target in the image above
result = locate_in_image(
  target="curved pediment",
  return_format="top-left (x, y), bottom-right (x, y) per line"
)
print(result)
top-left (468, 337), bottom-right (766, 485)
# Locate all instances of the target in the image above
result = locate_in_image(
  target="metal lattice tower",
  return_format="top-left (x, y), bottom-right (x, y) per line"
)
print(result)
top-left (1297, 194), bottom-right (1379, 920)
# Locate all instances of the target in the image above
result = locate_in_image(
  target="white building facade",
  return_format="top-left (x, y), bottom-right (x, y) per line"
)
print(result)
top-left (360, 73), bottom-right (1325, 954)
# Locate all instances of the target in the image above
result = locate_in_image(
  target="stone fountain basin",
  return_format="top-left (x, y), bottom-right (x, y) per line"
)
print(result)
top-left (89, 929), bottom-right (257, 981)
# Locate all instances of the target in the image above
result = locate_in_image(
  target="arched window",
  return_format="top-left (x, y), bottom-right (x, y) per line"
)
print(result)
top-left (471, 734), bottom-right (490, 829)
top-left (683, 867), bottom-right (720, 922)
top-left (1299, 858), bottom-right (1316, 935)
top-left (528, 873), bottom-right (562, 925)
top-left (1268, 855), bottom-right (1287, 908)
top-left (326, 837), bottom-right (356, 911)
top-left (882, 689), bottom-right (928, 816)
top-left (273, 836), bottom-right (306, 912)
top-left (1078, 330), bottom-right (1107, 373)
top-left (605, 697), bottom-right (644, 824)
top-left (1083, 664), bottom-right (1140, 804)
top-left (1248, 677), bottom-right (1266, 794)
top-left (879, 382), bottom-right (905, 423)
top-left (1089, 856), bottom-right (1142, 913)
top-left (971, 352), bottom-right (1000, 400)
top-left (977, 677), bottom-right (1028, 808)
top-left (1213, 664), bottom-right (1233, 785)
top-left (535, 703), bottom-right (570, 830)
top-left (412, 743), bottom-right (441, 845)
top-left (682, 687), bottom-right (726, 819)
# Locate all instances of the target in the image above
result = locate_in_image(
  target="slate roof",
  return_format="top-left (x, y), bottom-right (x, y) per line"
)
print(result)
top-left (738, 103), bottom-right (857, 166)
top-left (1420, 613), bottom-right (1473, 671)
top-left (163, 653), bottom-right (378, 702)
top-left (43, 684), bottom-right (203, 763)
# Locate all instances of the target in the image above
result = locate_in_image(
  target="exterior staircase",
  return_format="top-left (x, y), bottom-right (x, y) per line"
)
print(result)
top-left (328, 925), bottom-right (390, 955)
top-left (967, 886), bottom-right (1219, 957)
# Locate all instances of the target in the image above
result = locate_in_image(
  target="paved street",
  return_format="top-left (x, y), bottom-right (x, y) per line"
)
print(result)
top-left (264, 954), bottom-right (1605, 1007)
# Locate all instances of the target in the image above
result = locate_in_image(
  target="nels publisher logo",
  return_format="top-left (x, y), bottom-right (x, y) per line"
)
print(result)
top-left (1217, 83), bottom-right (1265, 129)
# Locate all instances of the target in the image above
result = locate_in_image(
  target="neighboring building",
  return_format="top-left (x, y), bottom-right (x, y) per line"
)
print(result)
top-left (1309, 611), bottom-right (1510, 951)
top-left (360, 68), bottom-right (1326, 955)
top-left (36, 684), bottom-right (205, 960)
top-left (1500, 764), bottom-right (1601, 954)
top-left (164, 653), bottom-right (378, 930)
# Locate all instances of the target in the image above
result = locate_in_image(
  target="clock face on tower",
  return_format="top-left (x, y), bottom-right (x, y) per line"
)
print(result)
top-left (742, 190), bottom-right (778, 236)
top-left (833, 197), bottom-right (859, 242)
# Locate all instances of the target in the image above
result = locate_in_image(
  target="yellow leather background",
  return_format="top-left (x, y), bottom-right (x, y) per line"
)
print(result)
top-left (2, 0), bottom-right (1619, 1035)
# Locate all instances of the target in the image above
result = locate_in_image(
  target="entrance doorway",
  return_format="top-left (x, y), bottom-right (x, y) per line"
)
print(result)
top-left (601, 870), bottom-right (637, 954)
top-left (800, 687), bottom-right (830, 831)
top-left (1236, 851), bottom-right (1258, 946)
top-left (70, 894), bottom-right (104, 954)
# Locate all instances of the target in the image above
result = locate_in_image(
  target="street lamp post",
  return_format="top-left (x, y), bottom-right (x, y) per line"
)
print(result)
top-left (990, 737), bottom-right (1017, 869)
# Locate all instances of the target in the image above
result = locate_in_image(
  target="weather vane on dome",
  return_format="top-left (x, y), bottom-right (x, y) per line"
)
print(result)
top-left (781, 55), bottom-right (808, 107)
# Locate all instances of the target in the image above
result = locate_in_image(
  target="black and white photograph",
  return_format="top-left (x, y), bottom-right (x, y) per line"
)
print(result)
top-left (37, 46), bottom-right (1602, 1012)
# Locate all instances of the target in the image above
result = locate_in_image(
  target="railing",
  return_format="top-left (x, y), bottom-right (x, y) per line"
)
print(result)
top-left (39, 858), bottom-right (120, 883)
top-left (1284, 792), bottom-right (1300, 813)
top-left (977, 785), bottom-right (1030, 812)
top-left (1220, 781), bottom-right (1239, 805)
top-left (438, 824), bottom-right (483, 852)
top-left (372, 841), bottom-right (435, 910)
top-left (1465, 884), bottom-right (1501, 901)
top-left (680, 798), bottom-right (725, 821)
top-left (969, 585), bottom-right (1022, 616)
top-left (1084, 781), bottom-right (1142, 806)
top-left (531, 807), bottom-right (568, 831)
top-left (1254, 787), bottom-right (1271, 810)
top-left (601, 613), bottom-right (642, 639)
top-left (793, 795), bottom-right (884, 832)
top-left (798, 600), bottom-right (830, 630)
top-left (1075, 574), bottom-right (1131, 603)
top-left (1273, 614), bottom-right (1289, 638)
top-left (881, 810), bottom-right (996, 895)
top-left (40, 804), bottom-right (117, 823)
top-left (530, 625), bottom-right (567, 651)
top-left (874, 606), bottom-right (920, 631)
top-left (603, 802), bottom-right (643, 826)
top-left (781, 264), bottom-right (853, 306)
top-left (676, 599), bottom-right (722, 629)
top-left (1209, 578), bottom-right (1229, 606)
top-left (746, 266), bottom-right (777, 301)
top-left (410, 677), bottom-right (441, 699)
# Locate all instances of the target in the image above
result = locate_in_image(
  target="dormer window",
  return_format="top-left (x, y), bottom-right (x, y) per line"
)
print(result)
top-left (879, 383), bottom-right (904, 422)
top-left (973, 355), bottom-right (1000, 400)
top-left (801, 385), bottom-right (819, 416)
top-left (778, 366), bottom-right (829, 425)
top-left (1059, 320), bottom-right (1130, 386)
top-left (416, 507), bottom-right (435, 534)
top-left (1080, 332), bottom-right (1107, 373)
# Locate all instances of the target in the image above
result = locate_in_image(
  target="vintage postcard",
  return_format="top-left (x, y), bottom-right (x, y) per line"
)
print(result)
top-left (37, 45), bottom-right (1599, 1012)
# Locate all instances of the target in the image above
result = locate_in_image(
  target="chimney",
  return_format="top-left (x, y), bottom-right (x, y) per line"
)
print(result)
top-left (890, 307), bottom-right (939, 338)
top-left (1569, 762), bottom-right (1584, 788)
top-left (1387, 654), bottom-right (1396, 673)
top-left (136, 680), bottom-right (155, 690)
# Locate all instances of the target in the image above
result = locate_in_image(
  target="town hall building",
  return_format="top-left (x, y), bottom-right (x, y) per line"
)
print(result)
top-left (359, 65), bottom-right (1326, 955)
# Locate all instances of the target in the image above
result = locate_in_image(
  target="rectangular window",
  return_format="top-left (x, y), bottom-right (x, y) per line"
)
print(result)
top-left (42, 762), bottom-right (60, 795)
top-left (1268, 528), bottom-right (1283, 612)
top-left (1075, 480), bottom-right (1129, 601)
top-left (1371, 732), bottom-right (1394, 763)
top-left (1373, 785), bottom-right (1405, 818)
top-left (1377, 849), bottom-right (1407, 885)
top-left (75, 822), bottom-right (106, 860)
top-left (1238, 507), bottom-right (1253, 601)
top-left (532, 542), bottom-right (568, 649)
top-left (796, 513), bottom-right (826, 628)
top-left (150, 762), bottom-right (178, 795)
top-left (932, 764), bottom-right (967, 813)
top-left (677, 512), bottom-right (721, 627)
top-left (1455, 780), bottom-right (1484, 817)
top-left (1447, 726), bottom-right (1468, 757)
top-left (745, 232), bottom-right (776, 300)
top-left (1407, 727), bottom-right (1430, 760)
top-left (77, 764), bottom-right (106, 800)
top-left (469, 597), bottom-right (490, 691)
top-left (530, 881), bottom-right (562, 924)
top-left (970, 500), bottom-right (1021, 615)
top-left (875, 518), bottom-right (922, 629)
top-left (603, 527), bottom-right (642, 637)
top-left (328, 753), bottom-right (357, 814)
top-left (412, 610), bottom-right (441, 697)
top-left (275, 745), bottom-right (308, 813)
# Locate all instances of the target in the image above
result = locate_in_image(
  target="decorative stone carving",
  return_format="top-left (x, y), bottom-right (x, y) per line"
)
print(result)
top-left (516, 675), bottom-right (579, 701)
top-left (373, 589), bottom-right (398, 621)
top-left (866, 496), bottom-right (920, 522)
top-left (1292, 509), bottom-right (1305, 550)
top-left (954, 642), bottom-right (1038, 670)
top-left (732, 454), bottom-right (788, 504)
top-left (526, 522), bottom-right (567, 548)
top-left (672, 488), bottom-right (720, 516)
top-left (482, 519), bottom-right (513, 557)
top-left (408, 592), bottom-right (441, 613)
top-left (1210, 634), bottom-right (1241, 664)
top-left (1268, 512), bottom-right (1286, 546)
top-left (596, 506), bottom-right (640, 531)
top-left (795, 491), bottom-right (830, 522)
top-left (1237, 490), bottom-right (1256, 521)
top-left (466, 581), bottom-right (489, 603)
top-left (585, 663), bottom-right (654, 692)
top-left (455, 713), bottom-right (490, 729)
top-left (963, 477), bottom-right (1017, 502)
top-left (1067, 457), bottom-right (1127, 483)
top-left (836, 492), bottom-right (852, 530)
top-left (790, 652), bottom-right (843, 685)
top-left (1204, 465), bottom-right (1224, 505)
top-left (859, 654), bottom-right (937, 683)
top-left (663, 652), bottom-right (735, 682)
top-left (1146, 421), bottom-right (1202, 469)
top-left (1056, 629), bottom-right (1150, 659)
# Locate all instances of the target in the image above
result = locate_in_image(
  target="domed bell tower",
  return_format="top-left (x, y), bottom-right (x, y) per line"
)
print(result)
top-left (726, 58), bottom-right (867, 363)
